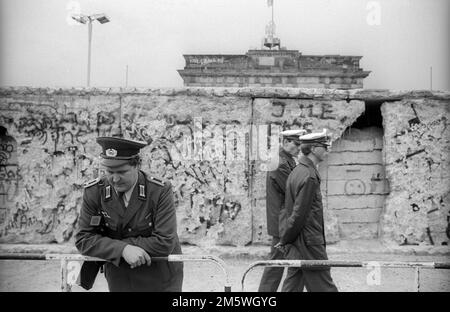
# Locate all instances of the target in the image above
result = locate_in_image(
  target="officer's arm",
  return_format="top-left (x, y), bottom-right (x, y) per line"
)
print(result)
top-left (280, 176), bottom-right (318, 244)
top-left (75, 188), bottom-right (128, 267)
top-left (270, 161), bottom-right (291, 195)
top-left (123, 183), bottom-right (177, 256)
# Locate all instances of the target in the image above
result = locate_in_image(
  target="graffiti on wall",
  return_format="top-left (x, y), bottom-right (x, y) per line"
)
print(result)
top-left (0, 165), bottom-right (20, 205)
top-left (0, 131), bottom-right (18, 231)
top-left (123, 110), bottom-right (254, 243)
top-left (0, 103), bottom-right (117, 153)
top-left (0, 100), bottom-right (120, 242)
top-left (385, 102), bottom-right (450, 245)
top-left (270, 100), bottom-right (339, 132)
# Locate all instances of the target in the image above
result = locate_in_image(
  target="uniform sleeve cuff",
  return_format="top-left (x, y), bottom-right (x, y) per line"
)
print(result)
top-left (112, 242), bottom-right (129, 267)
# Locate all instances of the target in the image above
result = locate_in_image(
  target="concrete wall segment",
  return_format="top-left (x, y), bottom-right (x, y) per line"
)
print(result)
top-left (0, 87), bottom-right (448, 247)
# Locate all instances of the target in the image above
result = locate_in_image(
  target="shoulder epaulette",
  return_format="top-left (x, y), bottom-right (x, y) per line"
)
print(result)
top-left (148, 176), bottom-right (165, 187)
top-left (83, 177), bottom-right (101, 188)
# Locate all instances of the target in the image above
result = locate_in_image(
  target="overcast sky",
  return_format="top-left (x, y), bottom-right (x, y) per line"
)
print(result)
top-left (0, 0), bottom-right (449, 90)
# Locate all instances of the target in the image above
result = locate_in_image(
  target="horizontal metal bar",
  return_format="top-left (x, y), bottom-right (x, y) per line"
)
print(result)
top-left (3, 253), bottom-right (449, 270)
top-left (251, 260), bottom-right (364, 267)
top-left (434, 262), bottom-right (450, 269)
top-left (0, 253), bottom-right (168, 262)
top-left (46, 254), bottom-right (104, 261)
top-left (242, 259), bottom-right (450, 269)
top-left (0, 253), bottom-right (46, 260)
top-left (362, 261), bottom-right (439, 268)
top-left (45, 254), bottom-right (171, 262)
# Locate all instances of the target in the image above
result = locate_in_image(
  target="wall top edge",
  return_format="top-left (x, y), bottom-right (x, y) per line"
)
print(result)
top-left (0, 87), bottom-right (449, 101)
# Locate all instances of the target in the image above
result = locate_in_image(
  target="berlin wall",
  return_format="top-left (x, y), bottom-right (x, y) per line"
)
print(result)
top-left (0, 87), bottom-right (448, 247)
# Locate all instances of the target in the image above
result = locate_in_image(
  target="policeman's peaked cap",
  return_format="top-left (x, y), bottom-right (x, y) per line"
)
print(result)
top-left (96, 137), bottom-right (148, 167)
top-left (280, 129), bottom-right (306, 143)
top-left (299, 129), bottom-right (332, 146)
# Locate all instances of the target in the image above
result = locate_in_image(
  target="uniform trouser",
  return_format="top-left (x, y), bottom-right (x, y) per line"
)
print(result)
top-left (281, 267), bottom-right (337, 292)
top-left (258, 236), bottom-right (285, 292)
top-left (105, 261), bottom-right (183, 292)
top-left (281, 244), bottom-right (338, 292)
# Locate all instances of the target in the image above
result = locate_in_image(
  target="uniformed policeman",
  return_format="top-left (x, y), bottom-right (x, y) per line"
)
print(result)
top-left (277, 129), bottom-right (338, 292)
top-left (258, 129), bottom-right (306, 292)
top-left (75, 136), bottom-right (183, 292)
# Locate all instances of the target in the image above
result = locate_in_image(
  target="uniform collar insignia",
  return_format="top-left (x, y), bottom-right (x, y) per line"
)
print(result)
top-left (138, 184), bottom-right (146, 200)
top-left (104, 185), bottom-right (112, 201)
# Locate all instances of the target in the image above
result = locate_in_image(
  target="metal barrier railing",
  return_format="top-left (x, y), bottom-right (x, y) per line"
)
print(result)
top-left (0, 253), bottom-right (232, 292)
top-left (241, 260), bottom-right (450, 292)
top-left (3, 253), bottom-right (449, 292)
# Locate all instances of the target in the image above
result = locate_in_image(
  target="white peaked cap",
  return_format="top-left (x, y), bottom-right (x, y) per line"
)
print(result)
top-left (280, 129), bottom-right (307, 137)
top-left (299, 129), bottom-right (332, 145)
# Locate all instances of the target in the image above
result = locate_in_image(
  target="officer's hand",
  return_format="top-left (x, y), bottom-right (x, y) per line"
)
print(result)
top-left (274, 242), bottom-right (286, 253)
top-left (274, 242), bottom-right (283, 249)
top-left (122, 245), bottom-right (151, 268)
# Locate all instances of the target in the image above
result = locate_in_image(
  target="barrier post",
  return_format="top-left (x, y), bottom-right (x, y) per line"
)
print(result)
top-left (168, 254), bottom-right (232, 292)
top-left (60, 259), bottom-right (71, 292)
top-left (414, 267), bottom-right (420, 292)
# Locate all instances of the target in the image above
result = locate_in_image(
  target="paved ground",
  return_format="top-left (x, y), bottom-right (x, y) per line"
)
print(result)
top-left (1, 241), bottom-right (449, 292)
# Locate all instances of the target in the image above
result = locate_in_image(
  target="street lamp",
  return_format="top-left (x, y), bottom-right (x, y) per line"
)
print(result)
top-left (72, 13), bottom-right (110, 87)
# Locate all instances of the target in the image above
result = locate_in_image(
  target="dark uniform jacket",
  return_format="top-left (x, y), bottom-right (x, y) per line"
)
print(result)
top-left (266, 149), bottom-right (297, 237)
top-left (75, 170), bottom-right (183, 292)
top-left (279, 156), bottom-right (328, 262)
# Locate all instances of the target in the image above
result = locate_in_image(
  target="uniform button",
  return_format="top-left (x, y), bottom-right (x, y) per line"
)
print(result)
top-left (128, 228), bottom-right (132, 232)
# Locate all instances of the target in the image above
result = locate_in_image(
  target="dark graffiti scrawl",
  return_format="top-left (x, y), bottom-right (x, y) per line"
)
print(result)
top-left (383, 101), bottom-right (450, 245)
top-left (0, 100), bottom-right (119, 242)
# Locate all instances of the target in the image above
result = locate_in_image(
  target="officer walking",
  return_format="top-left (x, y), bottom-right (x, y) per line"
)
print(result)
top-left (277, 129), bottom-right (338, 292)
top-left (75, 137), bottom-right (183, 292)
top-left (258, 129), bottom-right (306, 292)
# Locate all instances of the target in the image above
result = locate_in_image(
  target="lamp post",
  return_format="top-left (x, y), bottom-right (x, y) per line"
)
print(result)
top-left (72, 13), bottom-right (110, 87)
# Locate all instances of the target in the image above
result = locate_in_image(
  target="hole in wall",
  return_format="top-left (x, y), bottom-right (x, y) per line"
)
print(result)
top-left (351, 101), bottom-right (384, 129)
top-left (326, 100), bottom-right (388, 240)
